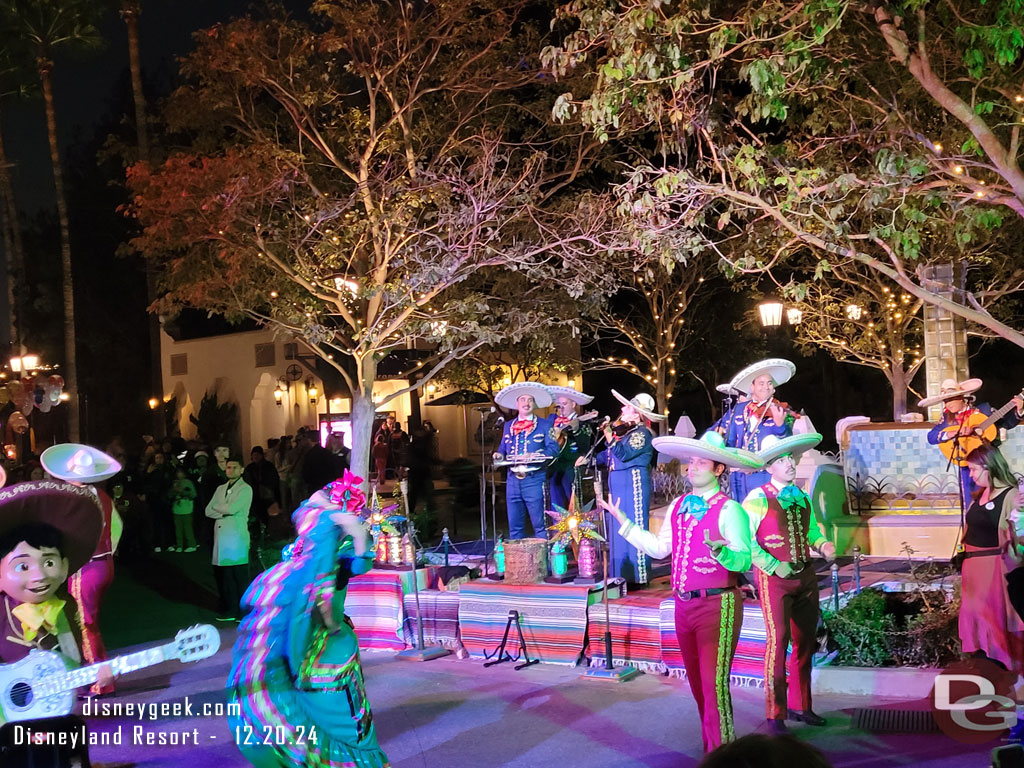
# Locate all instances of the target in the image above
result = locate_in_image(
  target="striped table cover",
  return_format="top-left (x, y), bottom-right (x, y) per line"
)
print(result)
top-left (458, 580), bottom-right (602, 665)
top-left (402, 589), bottom-right (464, 653)
top-left (588, 590), bottom-right (768, 686)
top-left (348, 567), bottom-right (437, 651)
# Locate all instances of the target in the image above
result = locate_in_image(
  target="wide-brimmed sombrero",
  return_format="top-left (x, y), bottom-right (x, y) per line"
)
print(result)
top-left (652, 431), bottom-right (762, 470)
top-left (545, 385), bottom-right (593, 406)
top-left (612, 390), bottom-right (668, 422)
top-left (0, 481), bottom-right (103, 573)
top-left (495, 382), bottom-right (552, 410)
top-left (917, 378), bottom-right (983, 408)
top-left (716, 383), bottom-right (747, 397)
top-left (729, 359), bottom-right (796, 395)
top-left (41, 444), bottom-right (122, 485)
top-left (756, 433), bottom-right (823, 465)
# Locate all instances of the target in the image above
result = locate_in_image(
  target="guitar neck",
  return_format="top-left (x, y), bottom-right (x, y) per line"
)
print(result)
top-left (34, 642), bottom-right (173, 699)
top-left (979, 394), bottom-right (1023, 433)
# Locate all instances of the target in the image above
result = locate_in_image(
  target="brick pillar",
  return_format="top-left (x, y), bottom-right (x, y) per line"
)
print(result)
top-left (921, 263), bottom-right (970, 420)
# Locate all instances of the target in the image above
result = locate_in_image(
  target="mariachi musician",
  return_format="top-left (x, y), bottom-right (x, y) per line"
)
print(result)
top-left (920, 377), bottom-right (1024, 511)
top-left (493, 382), bottom-right (560, 540)
top-left (721, 359), bottom-right (799, 502)
top-left (587, 391), bottom-right (667, 585)
top-left (545, 384), bottom-right (596, 510)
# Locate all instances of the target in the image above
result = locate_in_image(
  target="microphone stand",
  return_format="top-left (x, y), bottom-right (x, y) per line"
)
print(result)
top-left (397, 478), bottom-right (450, 662)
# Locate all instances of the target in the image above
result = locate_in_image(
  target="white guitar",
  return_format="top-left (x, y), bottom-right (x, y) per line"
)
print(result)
top-left (0, 624), bottom-right (220, 723)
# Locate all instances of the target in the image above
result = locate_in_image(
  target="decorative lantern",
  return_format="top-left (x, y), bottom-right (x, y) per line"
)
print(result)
top-left (578, 538), bottom-right (599, 579)
top-left (374, 532), bottom-right (389, 565)
top-left (401, 532), bottom-right (415, 566)
top-left (549, 542), bottom-right (569, 577)
top-left (494, 535), bottom-right (505, 574)
top-left (387, 534), bottom-right (403, 565)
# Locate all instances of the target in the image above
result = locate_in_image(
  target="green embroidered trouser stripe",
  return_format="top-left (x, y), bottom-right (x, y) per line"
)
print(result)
top-left (715, 590), bottom-right (737, 744)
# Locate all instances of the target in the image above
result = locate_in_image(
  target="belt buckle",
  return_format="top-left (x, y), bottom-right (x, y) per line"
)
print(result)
top-left (513, 470), bottom-right (528, 480)
top-left (675, 589), bottom-right (694, 601)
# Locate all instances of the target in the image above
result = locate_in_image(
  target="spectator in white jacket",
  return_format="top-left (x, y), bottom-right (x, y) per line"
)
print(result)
top-left (206, 457), bottom-right (252, 622)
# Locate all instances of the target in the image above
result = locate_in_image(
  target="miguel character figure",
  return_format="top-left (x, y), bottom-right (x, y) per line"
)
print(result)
top-left (40, 443), bottom-right (123, 698)
top-left (493, 382), bottom-right (559, 540)
top-left (600, 432), bottom-right (761, 752)
top-left (545, 384), bottom-right (596, 510)
top-left (722, 359), bottom-right (799, 501)
top-left (0, 480), bottom-right (116, 700)
top-left (920, 378), bottom-right (1023, 511)
top-left (588, 391), bottom-right (666, 585)
top-left (742, 433), bottom-right (835, 734)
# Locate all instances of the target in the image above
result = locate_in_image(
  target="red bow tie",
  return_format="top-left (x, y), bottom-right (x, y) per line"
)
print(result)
top-left (511, 419), bottom-right (535, 434)
top-left (554, 415), bottom-right (572, 427)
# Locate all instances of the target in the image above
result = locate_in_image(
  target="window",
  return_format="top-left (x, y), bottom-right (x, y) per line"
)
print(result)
top-left (170, 354), bottom-right (188, 376)
top-left (254, 343), bottom-right (276, 368)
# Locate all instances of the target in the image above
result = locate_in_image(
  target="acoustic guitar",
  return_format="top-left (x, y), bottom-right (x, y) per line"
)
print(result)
top-left (0, 623), bottom-right (219, 723)
top-left (938, 389), bottom-right (1024, 466)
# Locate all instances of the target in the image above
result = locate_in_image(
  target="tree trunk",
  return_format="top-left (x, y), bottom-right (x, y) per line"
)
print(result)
top-left (349, 355), bottom-right (379, 491)
top-left (888, 364), bottom-right (908, 422)
top-left (655, 369), bottom-right (668, 435)
top-left (122, 2), bottom-right (164, 437)
top-left (0, 102), bottom-right (25, 350)
top-left (40, 61), bottom-right (79, 441)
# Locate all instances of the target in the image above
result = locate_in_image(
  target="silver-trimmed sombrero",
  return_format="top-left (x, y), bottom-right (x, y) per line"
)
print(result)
top-left (546, 385), bottom-right (593, 406)
top-left (652, 431), bottom-right (762, 470)
top-left (755, 433), bottom-right (823, 465)
top-left (495, 381), bottom-right (553, 410)
top-left (729, 359), bottom-right (795, 396)
top-left (612, 390), bottom-right (667, 422)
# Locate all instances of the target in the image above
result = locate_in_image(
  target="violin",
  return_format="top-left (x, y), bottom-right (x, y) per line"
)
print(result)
top-left (600, 416), bottom-right (634, 439)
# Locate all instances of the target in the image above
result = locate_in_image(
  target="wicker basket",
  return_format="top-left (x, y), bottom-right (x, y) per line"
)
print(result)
top-left (503, 538), bottom-right (549, 584)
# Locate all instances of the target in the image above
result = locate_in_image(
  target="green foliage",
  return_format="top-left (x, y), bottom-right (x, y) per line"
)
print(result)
top-left (188, 389), bottom-right (240, 451)
top-left (822, 588), bottom-right (896, 667)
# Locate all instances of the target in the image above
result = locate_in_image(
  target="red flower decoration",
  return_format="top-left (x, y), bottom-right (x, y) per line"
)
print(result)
top-left (327, 470), bottom-right (366, 513)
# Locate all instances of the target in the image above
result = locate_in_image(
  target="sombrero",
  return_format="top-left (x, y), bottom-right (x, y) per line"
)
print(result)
top-left (652, 431), bottom-right (763, 470)
top-left (41, 444), bottom-right (122, 485)
top-left (0, 481), bottom-right (103, 574)
top-left (612, 390), bottom-right (668, 422)
top-left (546, 385), bottom-right (593, 406)
top-left (756, 433), bottom-right (823, 465)
top-left (495, 382), bottom-right (552, 410)
top-left (917, 378), bottom-right (983, 408)
top-left (729, 359), bottom-right (796, 396)
top-left (716, 383), bottom-right (747, 397)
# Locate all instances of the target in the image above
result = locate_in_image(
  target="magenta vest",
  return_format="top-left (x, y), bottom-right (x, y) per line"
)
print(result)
top-left (754, 483), bottom-right (812, 564)
top-left (671, 491), bottom-right (739, 592)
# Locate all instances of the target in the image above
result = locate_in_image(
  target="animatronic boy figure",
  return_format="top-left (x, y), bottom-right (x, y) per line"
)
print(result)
top-left (0, 480), bottom-right (115, 695)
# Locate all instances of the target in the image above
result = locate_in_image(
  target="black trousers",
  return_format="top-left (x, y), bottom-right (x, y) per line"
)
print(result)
top-left (1007, 567), bottom-right (1024, 622)
top-left (213, 563), bottom-right (249, 618)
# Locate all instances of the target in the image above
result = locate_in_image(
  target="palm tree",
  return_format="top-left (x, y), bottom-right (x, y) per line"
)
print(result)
top-left (3, 0), bottom-right (103, 440)
top-left (0, 45), bottom-right (31, 349)
top-left (120, 0), bottom-right (164, 434)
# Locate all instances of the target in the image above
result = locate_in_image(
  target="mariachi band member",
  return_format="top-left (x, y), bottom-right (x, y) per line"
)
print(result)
top-left (588, 391), bottom-right (666, 585)
top-left (742, 433), bottom-right (835, 734)
top-left (920, 377), bottom-right (1024, 511)
top-left (493, 382), bottom-right (559, 540)
top-left (545, 384), bottom-right (595, 510)
top-left (721, 359), bottom-right (799, 501)
top-left (600, 432), bottom-right (761, 752)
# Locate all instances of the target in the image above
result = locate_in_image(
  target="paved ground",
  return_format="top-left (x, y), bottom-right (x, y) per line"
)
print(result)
top-left (41, 548), bottom-right (995, 768)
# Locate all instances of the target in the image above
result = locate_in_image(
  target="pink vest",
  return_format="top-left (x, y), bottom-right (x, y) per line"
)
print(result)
top-left (670, 491), bottom-right (739, 592)
top-left (754, 483), bottom-right (811, 564)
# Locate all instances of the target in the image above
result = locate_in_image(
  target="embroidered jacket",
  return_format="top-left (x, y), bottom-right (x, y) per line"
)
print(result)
top-left (597, 424), bottom-right (654, 472)
top-left (496, 415), bottom-right (559, 471)
top-left (723, 399), bottom-right (793, 453)
top-left (619, 488), bottom-right (751, 590)
top-left (743, 480), bottom-right (827, 575)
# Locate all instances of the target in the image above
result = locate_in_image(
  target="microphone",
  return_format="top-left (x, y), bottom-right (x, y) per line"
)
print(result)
top-left (495, 415), bottom-right (506, 424)
top-left (472, 405), bottom-right (496, 412)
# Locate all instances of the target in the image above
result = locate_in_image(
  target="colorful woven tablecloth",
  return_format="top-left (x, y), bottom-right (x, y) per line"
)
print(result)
top-left (348, 566), bottom-right (437, 650)
top-left (588, 590), bottom-right (767, 686)
top-left (402, 589), bottom-right (464, 653)
top-left (458, 579), bottom-right (605, 665)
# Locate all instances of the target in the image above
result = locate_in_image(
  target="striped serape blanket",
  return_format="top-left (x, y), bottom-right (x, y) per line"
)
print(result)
top-left (402, 589), bottom-right (464, 654)
top-left (587, 589), bottom-right (673, 673)
top-left (588, 589), bottom-right (768, 686)
top-left (348, 566), bottom-right (437, 651)
top-left (458, 579), bottom-right (600, 665)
